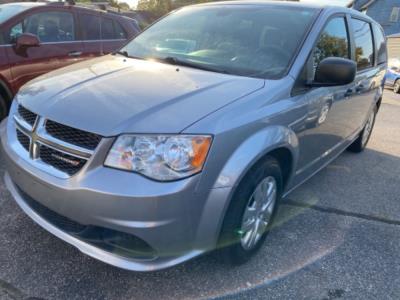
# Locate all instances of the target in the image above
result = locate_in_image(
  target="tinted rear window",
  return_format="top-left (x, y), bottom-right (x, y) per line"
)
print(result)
top-left (101, 17), bottom-right (114, 39)
top-left (114, 20), bottom-right (127, 39)
top-left (81, 14), bottom-right (101, 40)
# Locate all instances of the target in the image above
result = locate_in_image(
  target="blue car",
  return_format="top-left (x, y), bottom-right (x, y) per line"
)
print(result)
top-left (385, 66), bottom-right (400, 93)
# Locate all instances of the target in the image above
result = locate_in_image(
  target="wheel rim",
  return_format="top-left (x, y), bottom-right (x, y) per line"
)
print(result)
top-left (362, 110), bottom-right (375, 146)
top-left (240, 176), bottom-right (277, 251)
top-left (395, 82), bottom-right (400, 93)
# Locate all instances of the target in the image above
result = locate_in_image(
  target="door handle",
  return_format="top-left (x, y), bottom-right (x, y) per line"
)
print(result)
top-left (68, 51), bottom-right (82, 57)
top-left (355, 84), bottom-right (364, 93)
top-left (344, 89), bottom-right (353, 97)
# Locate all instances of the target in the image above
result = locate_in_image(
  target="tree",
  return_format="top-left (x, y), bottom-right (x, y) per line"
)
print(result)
top-left (137, 0), bottom-right (217, 16)
top-left (118, 2), bottom-right (130, 10)
top-left (76, 0), bottom-right (130, 11)
top-left (137, 0), bottom-right (172, 16)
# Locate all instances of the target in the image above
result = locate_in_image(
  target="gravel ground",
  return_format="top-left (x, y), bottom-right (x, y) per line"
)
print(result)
top-left (0, 91), bottom-right (399, 300)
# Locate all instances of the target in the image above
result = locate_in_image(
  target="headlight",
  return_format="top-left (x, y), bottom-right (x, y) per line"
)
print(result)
top-left (104, 135), bottom-right (212, 181)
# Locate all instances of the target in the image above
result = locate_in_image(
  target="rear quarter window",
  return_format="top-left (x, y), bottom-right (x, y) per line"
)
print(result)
top-left (114, 20), bottom-right (127, 39)
top-left (373, 24), bottom-right (387, 65)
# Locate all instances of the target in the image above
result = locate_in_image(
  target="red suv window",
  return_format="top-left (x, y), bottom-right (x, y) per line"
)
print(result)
top-left (81, 14), bottom-right (127, 41)
top-left (9, 11), bottom-right (75, 43)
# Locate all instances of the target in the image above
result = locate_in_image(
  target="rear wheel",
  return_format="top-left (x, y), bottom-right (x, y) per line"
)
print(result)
top-left (394, 80), bottom-right (400, 94)
top-left (0, 94), bottom-right (8, 121)
top-left (348, 106), bottom-right (377, 153)
top-left (218, 156), bottom-right (282, 264)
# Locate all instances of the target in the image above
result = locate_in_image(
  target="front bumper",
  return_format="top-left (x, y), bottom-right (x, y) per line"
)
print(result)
top-left (0, 118), bottom-right (232, 271)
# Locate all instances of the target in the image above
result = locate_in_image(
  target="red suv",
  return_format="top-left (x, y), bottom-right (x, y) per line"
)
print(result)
top-left (0, 2), bottom-right (140, 119)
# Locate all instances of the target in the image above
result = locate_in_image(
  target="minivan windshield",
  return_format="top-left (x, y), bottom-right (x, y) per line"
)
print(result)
top-left (121, 5), bottom-right (318, 79)
top-left (0, 3), bottom-right (42, 24)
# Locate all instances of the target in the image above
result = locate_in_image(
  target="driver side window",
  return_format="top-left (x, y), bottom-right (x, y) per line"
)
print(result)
top-left (9, 11), bottom-right (75, 43)
top-left (293, 17), bottom-right (350, 95)
top-left (9, 22), bottom-right (23, 43)
top-left (313, 17), bottom-right (350, 70)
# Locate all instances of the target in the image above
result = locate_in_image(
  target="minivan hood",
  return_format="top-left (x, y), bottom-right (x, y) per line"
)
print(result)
top-left (17, 56), bottom-right (265, 136)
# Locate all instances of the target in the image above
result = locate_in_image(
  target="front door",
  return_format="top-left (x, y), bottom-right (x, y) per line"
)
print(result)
top-left (294, 16), bottom-right (357, 177)
top-left (4, 9), bottom-right (83, 92)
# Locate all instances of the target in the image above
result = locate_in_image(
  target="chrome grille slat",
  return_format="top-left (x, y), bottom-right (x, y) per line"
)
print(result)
top-left (13, 104), bottom-right (101, 177)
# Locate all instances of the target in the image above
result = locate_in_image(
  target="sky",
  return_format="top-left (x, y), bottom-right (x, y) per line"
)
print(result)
top-left (123, 0), bottom-right (350, 9)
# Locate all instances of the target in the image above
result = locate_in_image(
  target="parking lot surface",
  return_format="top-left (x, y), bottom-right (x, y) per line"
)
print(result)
top-left (0, 91), bottom-right (399, 300)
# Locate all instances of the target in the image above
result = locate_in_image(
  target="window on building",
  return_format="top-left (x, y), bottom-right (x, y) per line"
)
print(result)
top-left (352, 18), bottom-right (374, 70)
top-left (390, 7), bottom-right (400, 22)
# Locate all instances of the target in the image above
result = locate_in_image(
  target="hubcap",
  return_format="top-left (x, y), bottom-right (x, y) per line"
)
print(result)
top-left (362, 110), bottom-right (375, 146)
top-left (240, 176), bottom-right (277, 250)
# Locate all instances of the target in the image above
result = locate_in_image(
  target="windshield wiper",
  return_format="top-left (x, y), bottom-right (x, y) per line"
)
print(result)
top-left (113, 51), bottom-right (148, 61)
top-left (157, 56), bottom-right (231, 75)
top-left (113, 50), bottom-right (129, 57)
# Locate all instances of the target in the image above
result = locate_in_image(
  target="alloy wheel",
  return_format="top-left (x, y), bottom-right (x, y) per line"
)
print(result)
top-left (362, 110), bottom-right (375, 147)
top-left (240, 176), bottom-right (277, 250)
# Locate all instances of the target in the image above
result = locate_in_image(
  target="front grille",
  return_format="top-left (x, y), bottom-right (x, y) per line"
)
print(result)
top-left (39, 145), bottom-right (87, 176)
top-left (45, 120), bottom-right (102, 150)
top-left (18, 105), bottom-right (37, 126)
top-left (13, 109), bottom-right (97, 177)
top-left (16, 129), bottom-right (30, 152)
top-left (18, 186), bottom-right (87, 234)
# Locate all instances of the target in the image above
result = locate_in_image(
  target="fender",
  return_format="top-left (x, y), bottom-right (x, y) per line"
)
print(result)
top-left (193, 125), bottom-right (299, 251)
top-left (213, 125), bottom-right (299, 190)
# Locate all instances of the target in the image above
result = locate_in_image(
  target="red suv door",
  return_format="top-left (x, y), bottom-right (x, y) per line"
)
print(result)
top-left (3, 7), bottom-right (84, 92)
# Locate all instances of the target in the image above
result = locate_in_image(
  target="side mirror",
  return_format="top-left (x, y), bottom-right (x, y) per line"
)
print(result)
top-left (15, 33), bottom-right (40, 54)
top-left (310, 57), bottom-right (356, 87)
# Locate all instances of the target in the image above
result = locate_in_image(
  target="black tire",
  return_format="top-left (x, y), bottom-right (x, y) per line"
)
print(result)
top-left (0, 94), bottom-right (8, 121)
top-left (394, 80), bottom-right (400, 94)
top-left (218, 156), bottom-right (283, 265)
top-left (348, 106), bottom-right (377, 153)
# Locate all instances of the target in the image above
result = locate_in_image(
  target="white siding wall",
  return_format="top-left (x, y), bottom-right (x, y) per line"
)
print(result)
top-left (388, 37), bottom-right (400, 60)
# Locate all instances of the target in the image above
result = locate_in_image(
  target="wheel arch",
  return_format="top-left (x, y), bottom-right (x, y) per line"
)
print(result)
top-left (194, 126), bottom-right (299, 251)
top-left (213, 125), bottom-right (299, 191)
top-left (0, 79), bottom-right (13, 105)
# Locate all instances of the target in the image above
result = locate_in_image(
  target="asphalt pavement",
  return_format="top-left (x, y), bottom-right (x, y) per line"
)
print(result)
top-left (0, 91), bottom-right (399, 300)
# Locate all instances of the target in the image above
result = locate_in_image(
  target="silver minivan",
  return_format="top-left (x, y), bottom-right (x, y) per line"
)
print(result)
top-left (0, 2), bottom-right (387, 271)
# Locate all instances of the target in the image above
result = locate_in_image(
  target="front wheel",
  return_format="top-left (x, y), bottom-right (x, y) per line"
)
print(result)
top-left (0, 94), bottom-right (7, 121)
top-left (218, 156), bottom-right (282, 264)
top-left (348, 106), bottom-right (377, 153)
